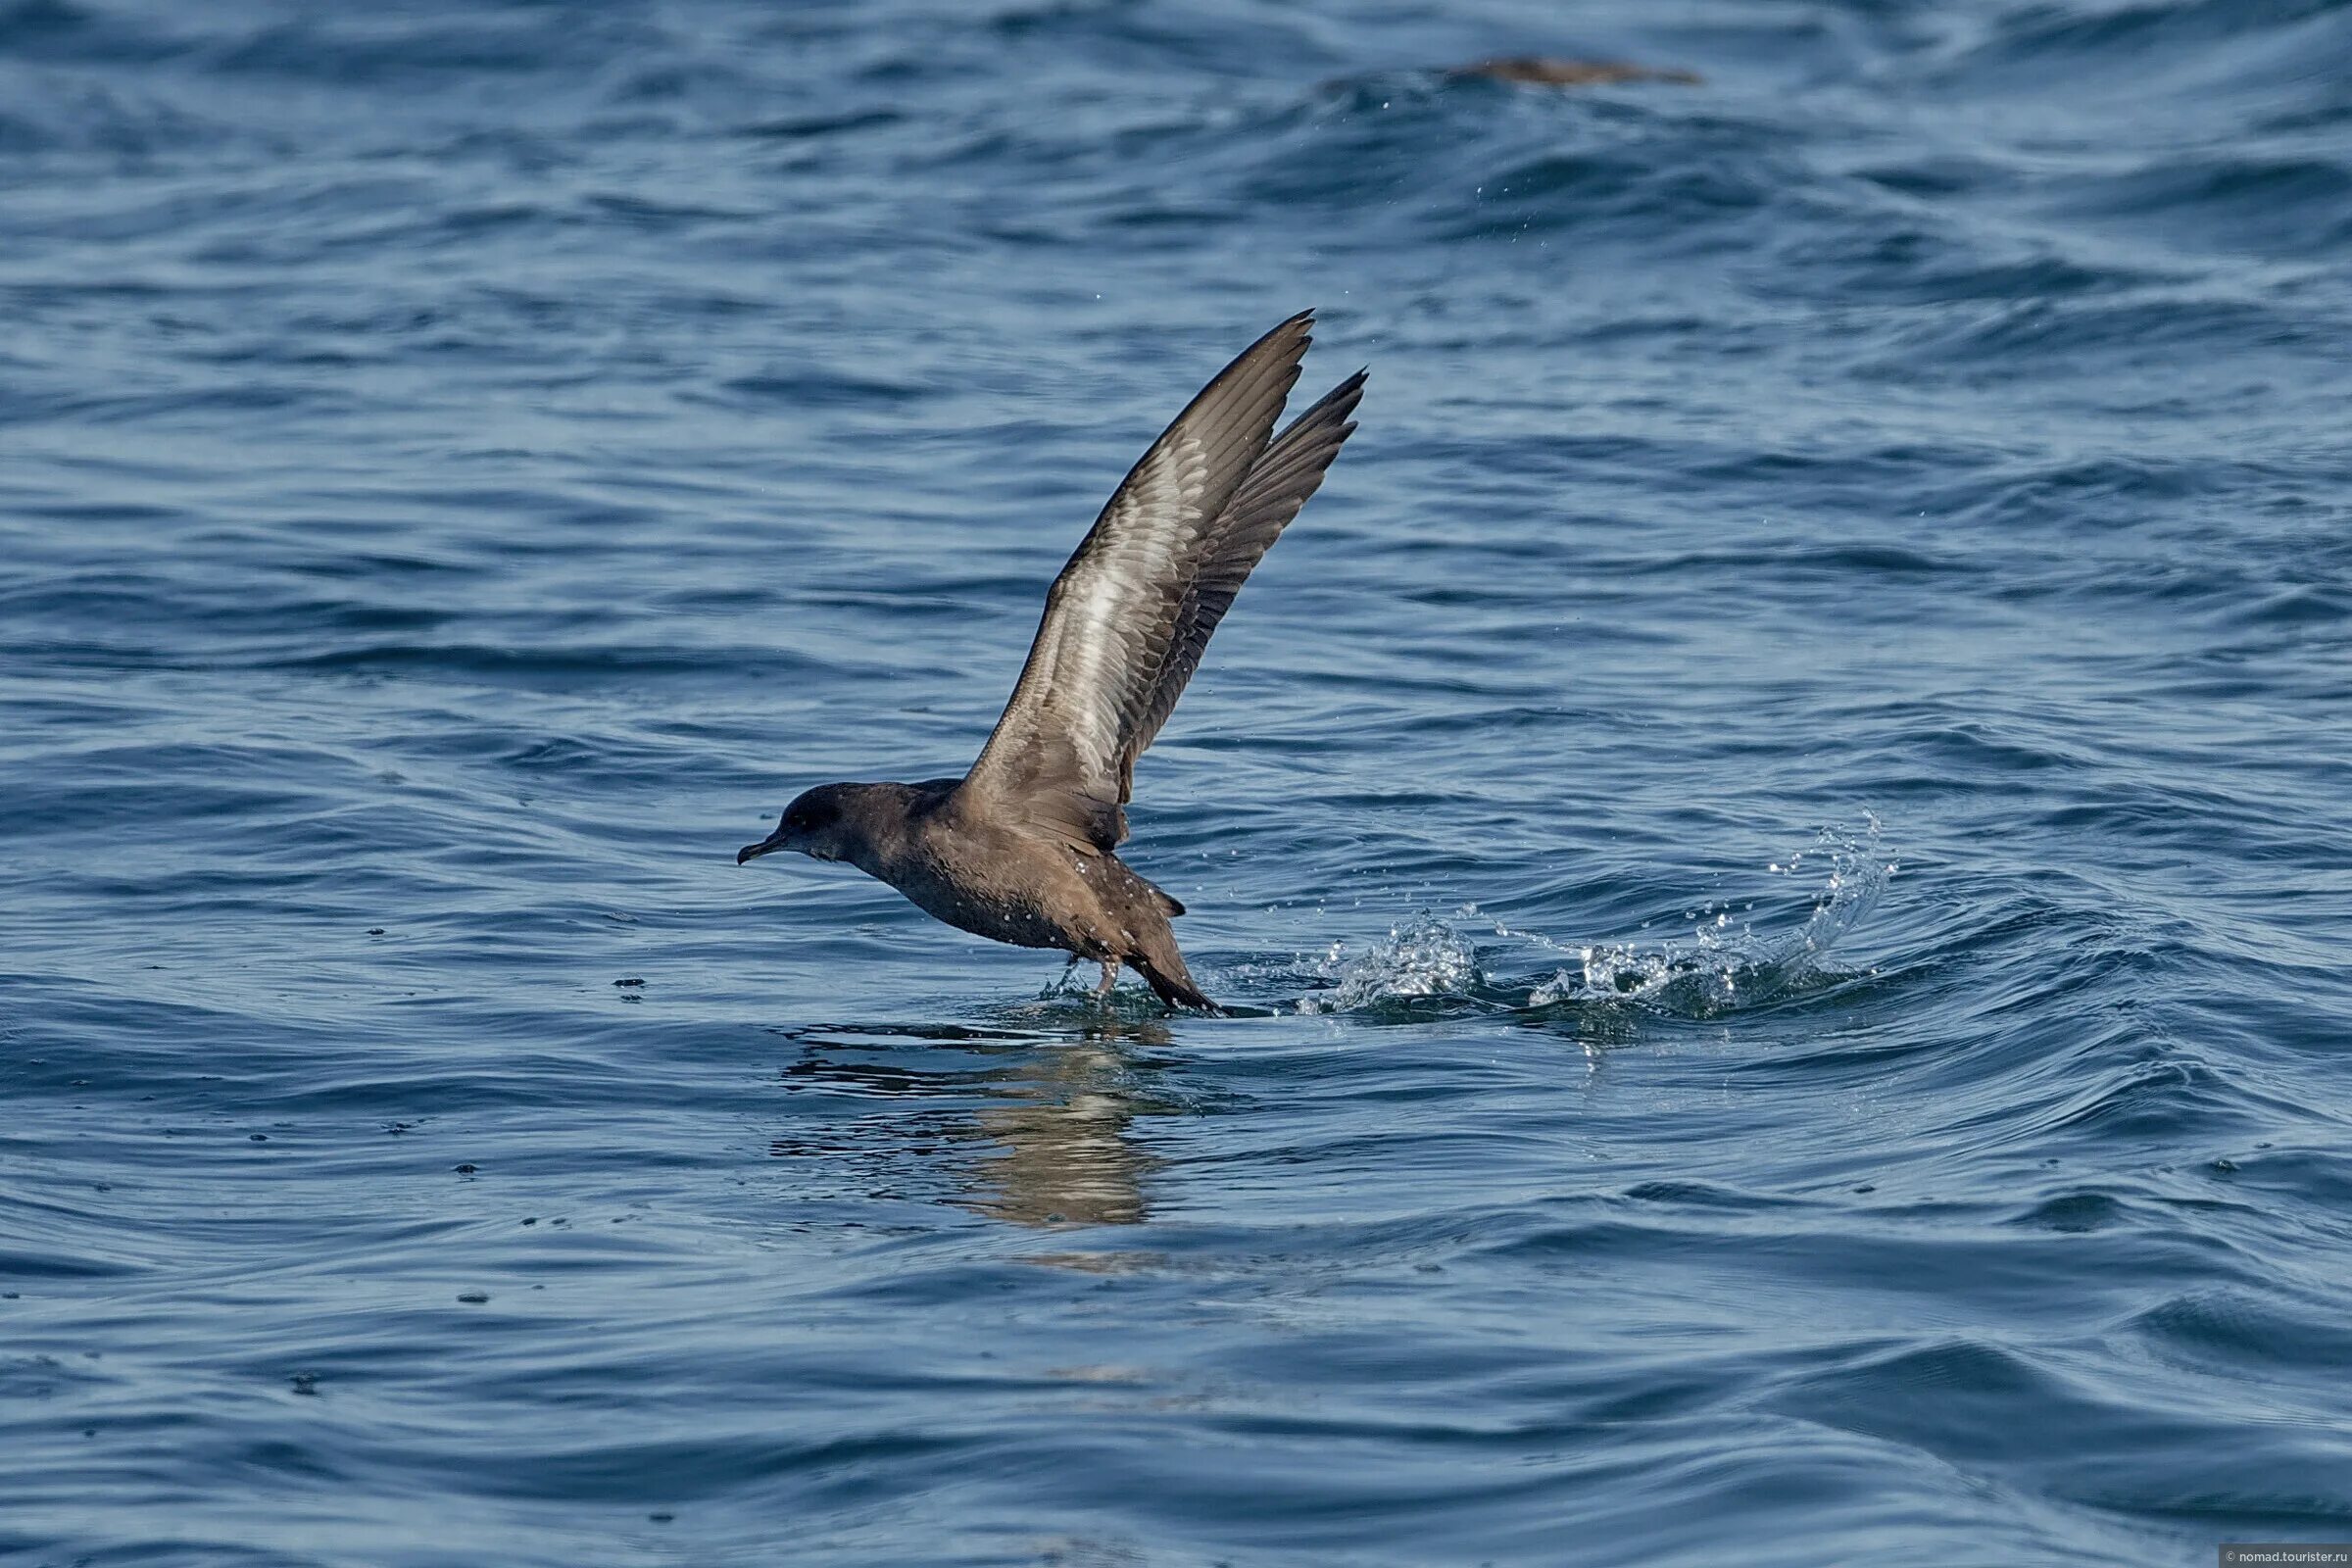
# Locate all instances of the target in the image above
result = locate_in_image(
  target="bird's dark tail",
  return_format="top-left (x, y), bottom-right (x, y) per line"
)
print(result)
top-left (1133, 952), bottom-right (1220, 1015)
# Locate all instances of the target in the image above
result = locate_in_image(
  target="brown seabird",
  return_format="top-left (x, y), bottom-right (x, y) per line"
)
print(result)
top-left (738, 312), bottom-right (1365, 1013)
top-left (1447, 57), bottom-right (1702, 87)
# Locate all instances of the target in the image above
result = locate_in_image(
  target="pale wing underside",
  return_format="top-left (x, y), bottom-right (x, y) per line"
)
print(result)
top-left (1117, 367), bottom-right (1366, 797)
top-left (960, 311), bottom-right (1365, 853)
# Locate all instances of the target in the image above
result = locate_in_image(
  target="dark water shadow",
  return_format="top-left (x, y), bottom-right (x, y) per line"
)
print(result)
top-left (776, 1014), bottom-right (1186, 1228)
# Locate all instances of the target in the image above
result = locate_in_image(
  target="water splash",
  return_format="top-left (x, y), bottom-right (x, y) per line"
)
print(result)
top-left (1299, 820), bottom-right (1893, 1018)
top-left (1298, 914), bottom-right (1487, 1013)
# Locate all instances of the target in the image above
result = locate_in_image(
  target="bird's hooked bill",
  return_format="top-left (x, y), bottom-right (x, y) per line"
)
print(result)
top-left (736, 831), bottom-right (787, 864)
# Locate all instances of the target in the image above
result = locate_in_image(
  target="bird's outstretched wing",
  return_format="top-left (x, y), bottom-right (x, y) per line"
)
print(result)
top-left (959, 311), bottom-right (1365, 854)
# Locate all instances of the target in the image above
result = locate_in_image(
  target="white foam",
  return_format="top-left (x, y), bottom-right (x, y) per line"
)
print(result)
top-left (1297, 819), bottom-right (1892, 1017)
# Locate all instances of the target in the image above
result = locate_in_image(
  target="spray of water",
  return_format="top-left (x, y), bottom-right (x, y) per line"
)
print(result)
top-left (1298, 819), bottom-right (1893, 1018)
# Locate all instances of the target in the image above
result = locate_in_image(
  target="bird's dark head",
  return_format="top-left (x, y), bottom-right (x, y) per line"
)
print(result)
top-left (738, 783), bottom-right (861, 866)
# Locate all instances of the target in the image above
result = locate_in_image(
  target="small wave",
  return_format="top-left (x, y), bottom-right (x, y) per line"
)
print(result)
top-left (1298, 820), bottom-right (1893, 1019)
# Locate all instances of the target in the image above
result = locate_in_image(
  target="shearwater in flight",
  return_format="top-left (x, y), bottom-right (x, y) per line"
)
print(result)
top-left (738, 311), bottom-right (1364, 1012)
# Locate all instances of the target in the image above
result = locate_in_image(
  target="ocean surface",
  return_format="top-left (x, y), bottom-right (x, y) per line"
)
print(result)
top-left (5, 1), bottom-right (2350, 1563)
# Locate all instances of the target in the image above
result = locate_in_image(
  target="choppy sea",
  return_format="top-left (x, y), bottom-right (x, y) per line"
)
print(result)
top-left (5, 1), bottom-right (2350, 1563)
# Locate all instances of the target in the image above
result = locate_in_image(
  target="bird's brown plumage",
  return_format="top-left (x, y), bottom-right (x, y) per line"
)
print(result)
top-left (740, 312), bottom-right (1364, 1011)
top-left (960, 312), bottom-right (1365, 857)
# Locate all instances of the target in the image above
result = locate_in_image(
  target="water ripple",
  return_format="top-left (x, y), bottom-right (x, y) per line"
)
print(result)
top-left (5, 0), bottom-right (2350, 1563)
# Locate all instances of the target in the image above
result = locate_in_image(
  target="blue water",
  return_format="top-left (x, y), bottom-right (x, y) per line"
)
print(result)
top-left (6, 1), bottom-right (2351, 1563)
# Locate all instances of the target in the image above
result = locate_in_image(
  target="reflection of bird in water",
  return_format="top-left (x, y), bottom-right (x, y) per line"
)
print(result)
top-left (776, 1017), bottom-right (1172, 1229)
top-left (1447, 57), bottom-right (1702, 88)
top-left (968, 1023), bottom-right (1164, 1228)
